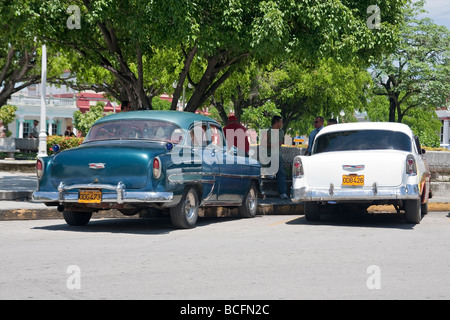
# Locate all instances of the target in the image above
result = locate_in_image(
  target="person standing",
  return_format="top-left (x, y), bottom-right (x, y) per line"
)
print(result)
top-left (263, 116), bottom-right (288, 200)
top-left (30, 120), bottom-right (39, 139)
top-left (223, 115), bottom-right (250, 156)
top-left (121, 100), bottom-right (131, 112)
top-left (306, 116), bottom-right (324, 156)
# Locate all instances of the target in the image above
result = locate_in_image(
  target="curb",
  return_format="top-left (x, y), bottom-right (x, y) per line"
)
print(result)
top-left (0, 160), bottom-right (35, 173)
top-left (0, 202), bottom-right (449, 221)
top-left (0, 201), bottom-right (305, 221)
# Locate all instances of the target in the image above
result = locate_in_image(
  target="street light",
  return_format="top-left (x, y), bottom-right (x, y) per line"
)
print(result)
top-left (172, 81), bottom-right (193, 111)
top-left (38, 45), bottom-right (48, 157)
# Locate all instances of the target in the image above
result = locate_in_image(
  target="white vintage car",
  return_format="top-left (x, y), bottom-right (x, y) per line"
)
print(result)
top-left (291, 122), bottom-right (431, 224)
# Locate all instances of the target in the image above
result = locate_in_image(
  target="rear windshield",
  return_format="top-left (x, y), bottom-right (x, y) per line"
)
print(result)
top-left (313, 130), bottom-right (412, 154)
top-left (84, 120), bottom-right (184, 143)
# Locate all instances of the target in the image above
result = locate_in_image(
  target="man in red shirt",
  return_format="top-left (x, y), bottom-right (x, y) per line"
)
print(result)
top-left (223, 115), bottom-right (250, 156)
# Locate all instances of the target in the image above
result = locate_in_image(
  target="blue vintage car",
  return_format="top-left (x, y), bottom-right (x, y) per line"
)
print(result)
top-left (32, 111), bottom-right (262, 229)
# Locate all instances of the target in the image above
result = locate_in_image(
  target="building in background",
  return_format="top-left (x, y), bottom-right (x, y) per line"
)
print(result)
top-left (6, 81), bottom-right (119, 137)
top-left (436, 107), bottom-right (450, 149)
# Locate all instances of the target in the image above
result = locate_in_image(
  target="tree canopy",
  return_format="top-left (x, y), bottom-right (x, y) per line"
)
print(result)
top-left (8, 0), bottom-right (445, 145)
top-left (0, 1), bottom-right (41, 107)
top-left (371, 0), bottom-right (450, 123)
top-left (22, 0), bottom-right (406, 112)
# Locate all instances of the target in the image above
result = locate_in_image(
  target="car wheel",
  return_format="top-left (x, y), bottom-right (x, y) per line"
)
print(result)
top-left (404, 199), bottom-right (421, 224)
top-left (239, 183), bottom-right (258, 218)
top-left (421, 202), bottom-right (428, 215)
top-left (170, 187), bottom-right (199, 229)
top-left (63, 211), bottom-right (92, 226)
top-left (304, 202), bottom-right (321, 221)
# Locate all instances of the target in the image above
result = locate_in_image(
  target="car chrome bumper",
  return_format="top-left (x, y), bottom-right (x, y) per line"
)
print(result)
top-left (291, 184), bottom-right (420, 202)
top-left (32, 181), bottom-right (174, 204)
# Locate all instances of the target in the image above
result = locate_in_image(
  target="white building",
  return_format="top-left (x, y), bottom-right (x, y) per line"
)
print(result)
top-left (7, 94), bottom-right (79, 138)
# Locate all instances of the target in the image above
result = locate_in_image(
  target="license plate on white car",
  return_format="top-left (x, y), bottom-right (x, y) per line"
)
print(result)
top-left (342, 174), bottom-right (364, 186)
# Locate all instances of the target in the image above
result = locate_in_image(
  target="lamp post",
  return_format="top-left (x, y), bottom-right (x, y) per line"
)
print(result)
top-left (172, 81), bottom-right (193, 111)
top-left (38, 44), bottom-right (48, 157)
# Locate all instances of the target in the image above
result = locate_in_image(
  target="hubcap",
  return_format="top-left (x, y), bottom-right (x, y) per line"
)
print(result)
top-left (248, 188), bottom-right (256, 212)
top-left (184, 192), bottom-right (197, 221)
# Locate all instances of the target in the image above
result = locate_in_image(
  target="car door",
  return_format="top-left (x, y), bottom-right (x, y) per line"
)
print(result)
top-left (209, 124), bottom-right (247, 205)
top-left (190, 122), bottom-right (220, 204)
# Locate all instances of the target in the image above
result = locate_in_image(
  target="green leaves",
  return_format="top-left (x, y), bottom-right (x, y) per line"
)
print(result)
top-left (371, 0), bottom-right (450, 123)
top-left (368, 0), bottom-right (449, 145)
top-left (2, 0), bottom-right (409, 121)
top-left (73, 102), bottom-right (112, 136)
top-left (0, 105), bottom-right (18, 137)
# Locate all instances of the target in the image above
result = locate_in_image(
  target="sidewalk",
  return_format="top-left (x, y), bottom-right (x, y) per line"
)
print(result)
top-left (0, 169), bottom-right (449, 221)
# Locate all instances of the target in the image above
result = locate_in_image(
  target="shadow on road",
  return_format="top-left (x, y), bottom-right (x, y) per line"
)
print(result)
top-left (32, 215), bottom-right (242, 235)
top-left (286, 212), bottom-right (418, 230)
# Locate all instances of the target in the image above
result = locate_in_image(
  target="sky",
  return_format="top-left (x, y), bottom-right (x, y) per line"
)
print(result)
top-left (416, 0), bottom-right (450, 29)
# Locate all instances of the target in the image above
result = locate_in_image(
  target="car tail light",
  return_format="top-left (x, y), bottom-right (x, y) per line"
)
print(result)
top-left (293, 157), bottom-right (304, 178)
top-left (406, 154), bottom-right (417, 175)
top-left (153, 157), bottom-right (161, 179)
top-left (36, 159), bottom-right (44, 179)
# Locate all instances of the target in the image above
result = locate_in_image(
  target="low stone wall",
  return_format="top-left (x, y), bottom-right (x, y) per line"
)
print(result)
top-left (0, 160), bottom-right (36, 173)
top-left (14, 138), bottom-right (39, 152)
top-left (0, 138), bottom-right (38, 153)
top-left (249, 146), bottom-right (305, 164)
top-left (424, 152), bottom-right (450, 199)
top-left (0, 138), bottom-right (16, 150)
top-left (425, 151), bottom-right (450, 177)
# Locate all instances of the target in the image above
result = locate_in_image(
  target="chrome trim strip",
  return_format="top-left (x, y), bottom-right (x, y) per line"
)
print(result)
top-left (34, 181), bottom-right (173, 204)
top-left (167, 172), bottom-right (260, 183)
top-left (291, 184), bottom-right (420, 202)
top-left (342, 165), bottom-right (365, 172)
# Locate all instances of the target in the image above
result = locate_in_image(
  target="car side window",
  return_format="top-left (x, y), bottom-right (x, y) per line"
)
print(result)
top-left (190, 124), bottom-right (208, 147)
top-left (209, 124), bottom-right (225, 148)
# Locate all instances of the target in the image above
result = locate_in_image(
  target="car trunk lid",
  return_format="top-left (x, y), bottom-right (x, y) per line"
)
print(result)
top-left (305, 150), bottom-right (407, 188)
top-left (50, 142), bottom-right (167, 190)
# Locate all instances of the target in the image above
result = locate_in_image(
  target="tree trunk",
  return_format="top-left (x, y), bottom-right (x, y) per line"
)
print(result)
top-left (0, 47), bottom-right (40, 108)
top-left (211, 96), bottom-right (228, 124)
top-left (184, 50), bottom-right (249, 113)
top-left (171, 46), bottom-right (198, 111)
top-left (388, 96), bottom-right (397, 122)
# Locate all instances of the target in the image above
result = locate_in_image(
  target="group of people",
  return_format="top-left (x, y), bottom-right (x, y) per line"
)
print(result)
top-left (224, 114), bottom-right (337, 200)
top-left (120, 100), bottom-right (336, 200)
top-left (28, 120), bottom-right (77, 138)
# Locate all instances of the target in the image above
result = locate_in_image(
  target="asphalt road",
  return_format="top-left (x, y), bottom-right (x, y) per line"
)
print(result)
top-left (0, 212), bottom-right (449, 300)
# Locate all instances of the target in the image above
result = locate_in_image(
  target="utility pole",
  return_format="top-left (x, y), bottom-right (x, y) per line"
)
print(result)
top-left (38, 44), bottom-right (48, 157)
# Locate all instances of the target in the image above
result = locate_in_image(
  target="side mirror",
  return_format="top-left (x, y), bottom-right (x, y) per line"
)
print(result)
top-left (421, 148), bottom-right (426, 155)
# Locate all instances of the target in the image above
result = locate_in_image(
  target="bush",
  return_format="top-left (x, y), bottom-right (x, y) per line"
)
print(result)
top-left (0, 105), bottom-right (18, 137)
top-left (47, 136), bottom-right (84, 155)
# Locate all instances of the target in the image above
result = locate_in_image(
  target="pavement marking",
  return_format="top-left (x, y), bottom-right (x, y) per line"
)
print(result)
top-left (268, 216), bottom-right (302, 227)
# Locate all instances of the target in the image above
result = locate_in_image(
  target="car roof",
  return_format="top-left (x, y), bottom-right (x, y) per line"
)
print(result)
top-left (317, 122), bottom-right (414, 138)
top-left (94, 110), bottom-right (220, 130)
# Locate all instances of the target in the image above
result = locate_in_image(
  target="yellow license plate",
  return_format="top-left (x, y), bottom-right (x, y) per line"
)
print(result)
top-left (342, 174), bottom-right (364, 186)
top-left (79, 190), bottom-right (102, 203)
